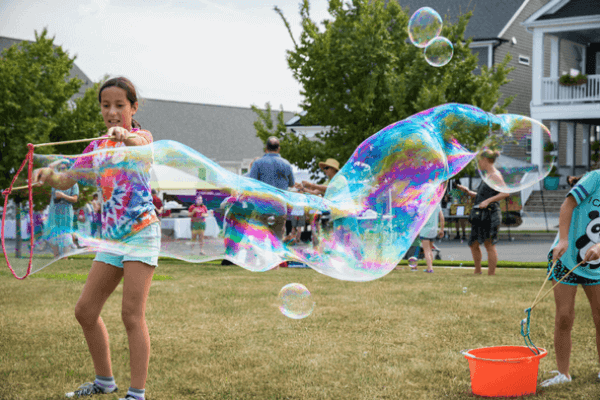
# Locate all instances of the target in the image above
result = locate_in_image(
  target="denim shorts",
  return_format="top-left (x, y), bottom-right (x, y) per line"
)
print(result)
top-left (94, 223), bottom-right (161, 268)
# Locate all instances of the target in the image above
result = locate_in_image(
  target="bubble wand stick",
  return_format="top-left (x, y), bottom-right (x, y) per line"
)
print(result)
top-left (9, 135), bottom-right (137, 191)
top-left (29, 134), bottom-right (139, 148)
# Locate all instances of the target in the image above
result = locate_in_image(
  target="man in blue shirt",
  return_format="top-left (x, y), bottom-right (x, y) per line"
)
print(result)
top-left (249, 137), bottom-right (295, 238)
top-left (249, 137), bottom-right (295, 190)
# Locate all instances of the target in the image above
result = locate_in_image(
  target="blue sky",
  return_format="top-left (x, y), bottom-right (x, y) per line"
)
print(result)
top-left (0, 0), bottom-right (332, 112)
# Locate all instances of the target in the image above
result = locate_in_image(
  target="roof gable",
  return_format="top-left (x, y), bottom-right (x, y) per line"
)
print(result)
top-left (524, 0), bottom-right (600, 24)
top-left (391, 0), bottom-right (527, 40)
top-left (538, 0), bottom-right (598, 20)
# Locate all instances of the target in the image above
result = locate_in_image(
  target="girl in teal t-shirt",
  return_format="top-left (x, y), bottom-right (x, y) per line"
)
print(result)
top-left (543, 170), bottom-right (600, 387)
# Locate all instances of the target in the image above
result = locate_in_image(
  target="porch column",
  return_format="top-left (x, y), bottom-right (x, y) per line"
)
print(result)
top-left (532, 29), bottom-right (544, 106)
top-left (549, 120), bottom-right (560, 184)
top-left (550, 121), bottom-right (559, 144)
top-left (567, 122), bottom-right (575, 175)
top-left (583, 124), bottom-right (591, 169)
top-left (550, 36), bottom-right (559, 78)
top-left (531, 123), bottom-right (544, 181)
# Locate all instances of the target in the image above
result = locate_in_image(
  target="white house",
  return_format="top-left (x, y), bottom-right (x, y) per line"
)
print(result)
top-left (524, 0), bottom-right (600, 185)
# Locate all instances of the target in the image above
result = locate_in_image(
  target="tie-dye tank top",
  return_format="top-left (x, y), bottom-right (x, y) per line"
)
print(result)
top-left (72, 128), bottom-right (158, 240)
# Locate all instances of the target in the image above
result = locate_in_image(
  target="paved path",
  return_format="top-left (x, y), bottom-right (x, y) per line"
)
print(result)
top-left (3, 211), bottom-right (559, 264)
top-left (435, 236), bottom-right (554, 263)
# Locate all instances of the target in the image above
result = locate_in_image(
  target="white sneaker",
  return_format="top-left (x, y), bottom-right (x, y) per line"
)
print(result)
top-left (540, 371), bottom-right (571, 387)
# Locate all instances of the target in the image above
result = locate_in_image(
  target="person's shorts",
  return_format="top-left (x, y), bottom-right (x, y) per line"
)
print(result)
top-left (192, 221), bottom-right (206, 231)
top-left (547, 252), bottom-right (600, 286)
top-left (419, 236), bottom-right (436, 241)
top-left (94, 223), bottom-right (161, 268)
top-left (291, 215), bottom-right (305, 228)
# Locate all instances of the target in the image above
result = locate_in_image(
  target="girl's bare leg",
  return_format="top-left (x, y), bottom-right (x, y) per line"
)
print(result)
top-left (121, 261), bottom-right (155, 389)
top-left (583, 284), bottom-right (600, 368)
top-left (199, 230), bottom-right (205, 253)
top-left (553, 281), bottom-right (578, 377)
top-left (74, 261), bottom-right (123, 377)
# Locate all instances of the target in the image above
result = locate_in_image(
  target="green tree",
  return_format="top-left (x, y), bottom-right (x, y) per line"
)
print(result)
top-left (258, 0), bottom-right (513, 178)
top-left (0, 30), bottom-right (105, 195)
top-left (1, 29), bottom-right (74, 189)
top-left (0, 29), bottom-right (105, 255)
top-left (251, 102), bottom-right (322, 172)
top-left (49, 81), bottom-right (107, 209)
top-left (49, 81), bottom-right (107, 159)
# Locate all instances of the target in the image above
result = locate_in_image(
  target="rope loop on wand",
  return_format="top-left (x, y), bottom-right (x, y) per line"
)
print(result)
top-left (1, 143), bottom-right (36, 279)
top-left (521, 308), bottom-right (541, 355)
top-left (2, 135), bottom-right (140, 278)
top-left (1, 135), bottom-right (139, 278)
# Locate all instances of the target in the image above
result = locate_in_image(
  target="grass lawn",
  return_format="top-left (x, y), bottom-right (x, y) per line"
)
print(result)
top-left (1, 260), bottom-right (599, 400)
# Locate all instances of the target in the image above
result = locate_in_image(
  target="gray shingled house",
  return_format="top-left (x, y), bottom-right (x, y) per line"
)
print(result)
top-left (524, 0), bottom-right (600, 184)
top-left (1, 35), bottom-right (295, 175)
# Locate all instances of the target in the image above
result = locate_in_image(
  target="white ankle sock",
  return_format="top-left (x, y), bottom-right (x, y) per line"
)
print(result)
top-left (94, 375), bottom-right (117, 393)
top-left (127, 387), bottom-right (145, 400)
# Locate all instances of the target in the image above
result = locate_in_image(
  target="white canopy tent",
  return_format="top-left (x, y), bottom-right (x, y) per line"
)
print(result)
top-left (150, 164), bottom-right (217, 195)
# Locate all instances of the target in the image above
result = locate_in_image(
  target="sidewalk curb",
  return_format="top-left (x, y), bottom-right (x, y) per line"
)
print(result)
top-left (498, 232), bottom-right (557, 240)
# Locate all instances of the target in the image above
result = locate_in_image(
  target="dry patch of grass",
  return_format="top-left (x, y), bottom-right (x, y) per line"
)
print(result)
top-left (1, 260), bottom-right (599, 399)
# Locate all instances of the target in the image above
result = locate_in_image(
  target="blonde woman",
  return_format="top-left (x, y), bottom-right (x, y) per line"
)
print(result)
top-left (457, 150), bottom-right (509, 275)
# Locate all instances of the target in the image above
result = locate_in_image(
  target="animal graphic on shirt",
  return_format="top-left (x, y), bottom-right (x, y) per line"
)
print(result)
top-left (575, 210), bottom-right (600, 268)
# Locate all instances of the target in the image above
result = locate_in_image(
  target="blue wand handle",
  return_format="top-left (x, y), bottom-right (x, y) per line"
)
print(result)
top-left (521, 308), bottom-right (541, 355)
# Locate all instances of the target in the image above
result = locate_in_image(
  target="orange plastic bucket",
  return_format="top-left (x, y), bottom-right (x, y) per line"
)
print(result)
top-left (462, 346), bottom-right (547, 397)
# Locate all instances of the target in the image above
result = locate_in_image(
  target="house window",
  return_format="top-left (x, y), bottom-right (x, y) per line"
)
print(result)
top-left (526, 138), bottom-right (531, 154)
top-left (518, 55), bottom-right (530, 66)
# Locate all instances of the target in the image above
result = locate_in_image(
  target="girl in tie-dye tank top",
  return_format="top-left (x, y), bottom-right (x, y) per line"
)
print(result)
top-left (33, 77), bottom-right (159, 400)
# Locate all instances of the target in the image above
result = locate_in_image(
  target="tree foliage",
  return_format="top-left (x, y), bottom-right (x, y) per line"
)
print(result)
top-left (0, 29), bottom-right (105, 206)
top-left (255, 0), bottom-right (514, 178)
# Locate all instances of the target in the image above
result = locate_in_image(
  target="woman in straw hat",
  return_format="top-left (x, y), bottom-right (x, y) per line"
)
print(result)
top-left (294, 158), bottom-right (341, 245)
top-left (299, 158), bottom-right (340, 196)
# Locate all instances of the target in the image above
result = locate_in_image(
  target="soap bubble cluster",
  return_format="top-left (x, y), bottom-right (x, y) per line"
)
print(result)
top-left (408, 7), bottom-right (454, 67)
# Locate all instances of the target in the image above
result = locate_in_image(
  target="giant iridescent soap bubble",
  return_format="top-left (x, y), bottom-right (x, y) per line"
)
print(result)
top-left (2, 104), bottom-right (555, 281)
